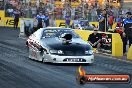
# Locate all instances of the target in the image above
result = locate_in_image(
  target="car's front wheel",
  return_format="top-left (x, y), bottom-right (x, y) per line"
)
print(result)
top-left (42, 51), bottom-right (48, 63)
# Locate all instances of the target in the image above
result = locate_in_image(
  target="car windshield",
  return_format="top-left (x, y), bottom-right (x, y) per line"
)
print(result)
top-left (42, 28), bottom-right (80, 38)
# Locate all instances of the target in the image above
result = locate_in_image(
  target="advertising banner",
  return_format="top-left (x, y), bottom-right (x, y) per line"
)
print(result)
top-left (4, 18), bottom-right (33, 27)
top-left (4, 17), bottom-right (18, 27)
top-left (56, 20), bottom-right (73, 27)
top-left (76, 66), bottom-right (130, 85)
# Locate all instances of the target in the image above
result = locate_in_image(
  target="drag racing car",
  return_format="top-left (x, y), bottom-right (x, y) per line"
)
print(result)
top-left (26, 27), bottom-right (94, 63)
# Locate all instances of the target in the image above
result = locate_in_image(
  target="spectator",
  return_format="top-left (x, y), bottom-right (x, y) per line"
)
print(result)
top-left (24, 5), bottom-right (31, 18)
top-left (108, 12), bottom-right (114, 29)
top-left (31, 5), bottom-right (37, 18)
top-left (37, 5), bottom-right (43, 13)
top-left (0, 1), bottom-right (4, 10)
top-left (123, 12), bottom-right (132, 48)
top-left (117, 29), bottom-right (127, 54)
top-left (112, 7), bottom-right (119, 17)
top-left (75, 7), bottom-right (80, 17)
top-left (36, 12), bottom-right (43, 29)
top-left (55, 7), bottom-right (62, 19)
top-left (72, 16), bottom-right (79, 29)
top-left (44, 12), bottom-right (50, 27)
top-left (33, 17), bottom-right (38, 33)
top-left (71, 8), bottom-right (75, 20)
top-left (20, 3), bottom-right (25, 17)
top-left (58, 7), bottom-right (63, 19)
top-left (42, 3), bottom-right (46, 13)
top-left (13, 9), bottom-right (20, 29)
top-left (107, 6), bottom-right (113, 16)
top-left (49, 16), bottom-right (56, 27)
top-left (88, 28), bottom-right (102, 53)
top-left (116, 14), bottom-right (123, 27)
top-left (24, 19), bottom-right (32, 37)
top-left (65, 13), bottom-right (71, 28)
top-left (62, 8), bottom-right (67, 19)
top-left (87, 8), bottom-right (92, 21)
top-left (96, 6), bottom-right (101, 16)
top-left (7, 8), bottom-right (14, 17)
top-left (95, 0), bottom-right (98, 8)
top-left (5, 2), bottom-right (14, 17)
top-left (91, 7), bottom-right (97, 21)
top-left (98, 9), bottom-right (107, 32)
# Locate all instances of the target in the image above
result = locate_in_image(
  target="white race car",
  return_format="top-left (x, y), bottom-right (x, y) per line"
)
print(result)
top-left (26, 27), bottom-right (94, 63)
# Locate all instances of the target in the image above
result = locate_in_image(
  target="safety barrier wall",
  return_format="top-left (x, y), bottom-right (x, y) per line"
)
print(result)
top-left (0, 18), bottom-right (116, 29)
top-left (0, 13), bottom-right (117, 30)
top-left (4, 17), bottom-right (20, 27)
top-left (127, 44), bottom-right (132, 60)
top-left (56, 20), bottom-right (72, 27)
top-left (0, 17), bottom-right (33, 27)
top-left (74, 30), bottom-right (123, 57)
top-left (56, 20), bottom-right (117, 29)
top-left (0, 10), bottom-right (33, 27)
top-left (0, 10), bottom-right (4, 18)
top-left (0, 10), bottom-right (5, 26)
top-left (56, 20), bottom-right (99, 28)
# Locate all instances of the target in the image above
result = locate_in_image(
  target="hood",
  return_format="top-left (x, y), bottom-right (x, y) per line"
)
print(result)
top-left (40, 37), bottom-right (91, 51)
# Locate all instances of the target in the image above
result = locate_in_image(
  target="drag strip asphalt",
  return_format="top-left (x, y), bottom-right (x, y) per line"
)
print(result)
top-left (0, 28), bottom-right (132, 88)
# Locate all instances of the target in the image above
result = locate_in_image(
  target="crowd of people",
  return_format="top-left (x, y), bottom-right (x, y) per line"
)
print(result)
top-left (4, 0), bottom-right (131, 19)
top-left (5, 1), bottom-right (53, 18)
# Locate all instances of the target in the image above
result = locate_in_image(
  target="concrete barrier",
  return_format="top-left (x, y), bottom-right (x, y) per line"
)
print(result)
top-left (112, 33), bottom-right (123, 56)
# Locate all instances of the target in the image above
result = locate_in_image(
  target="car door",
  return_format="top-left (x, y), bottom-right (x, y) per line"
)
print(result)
top-left (28, 34), bottom-right (38, 60)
